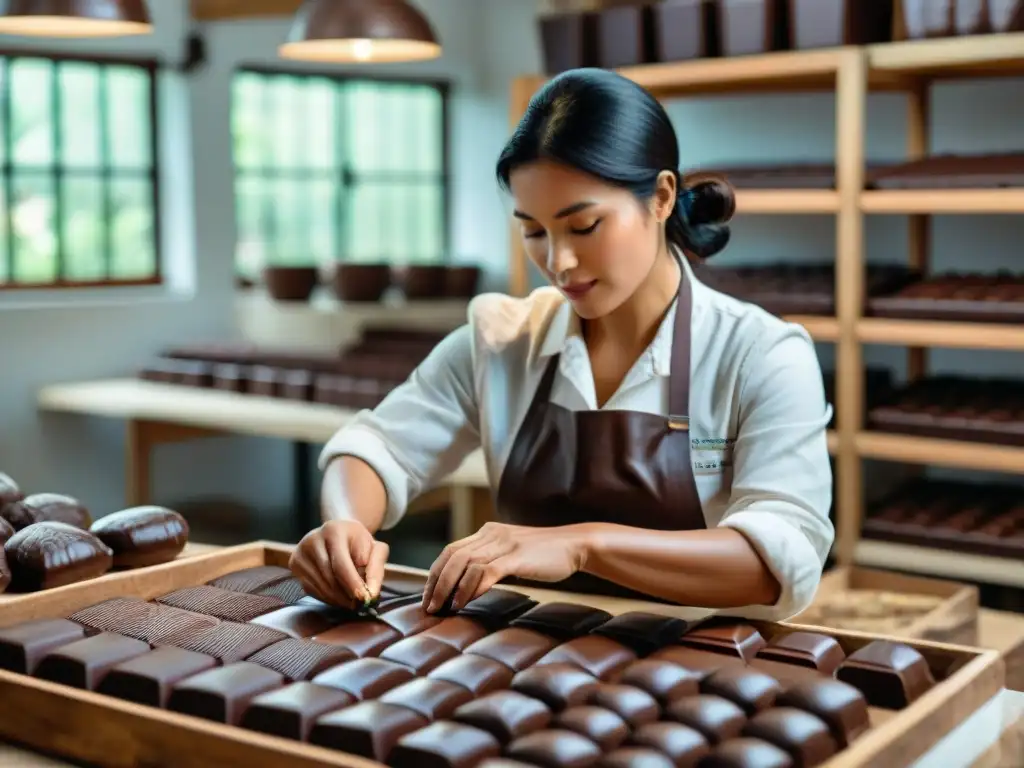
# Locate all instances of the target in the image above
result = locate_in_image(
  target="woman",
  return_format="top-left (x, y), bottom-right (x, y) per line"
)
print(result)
top-left (290, 68), bottom-right (834, 622)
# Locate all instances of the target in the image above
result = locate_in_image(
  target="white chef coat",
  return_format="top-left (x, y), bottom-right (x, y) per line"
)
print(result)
top-left (320, 258), bottom-right (835, 621)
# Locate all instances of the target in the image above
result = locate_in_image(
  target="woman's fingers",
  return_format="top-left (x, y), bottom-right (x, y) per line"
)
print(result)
top-left (364, 539), bottom-right (390, 599)
top-left (323, 523), bottom-right (371, 602)
top-left (457, 555), bottom-right (515, 608)
top-left (426, 538), bottom-right (508, 613)
top-left (423, 533), bottom-right (481, 610)
top-left (292, 538), bottom-right (342, 605)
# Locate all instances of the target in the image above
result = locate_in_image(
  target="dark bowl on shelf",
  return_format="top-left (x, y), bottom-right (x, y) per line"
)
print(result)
top-left (394, 264), bottom-right (449, 300)
top-left (262, 266), bottom-right (318, 302)
top-left (444, 266), bottom-right (482, 299)
top-left (331, 263), bottom-right (393, 303)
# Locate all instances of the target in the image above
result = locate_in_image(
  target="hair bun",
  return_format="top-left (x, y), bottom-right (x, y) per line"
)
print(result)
top-left (682, 176), bottom-right (736, 226)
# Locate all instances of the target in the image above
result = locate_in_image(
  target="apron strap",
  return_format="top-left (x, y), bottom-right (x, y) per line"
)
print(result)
top-left (668, 266), bottom-right (693, 429)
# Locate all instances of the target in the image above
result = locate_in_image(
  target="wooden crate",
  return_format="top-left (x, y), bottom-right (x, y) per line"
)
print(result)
top-left (789, 566), bottom-right (980, 646)
top-left (0, 542), bottom-right (1006, 768)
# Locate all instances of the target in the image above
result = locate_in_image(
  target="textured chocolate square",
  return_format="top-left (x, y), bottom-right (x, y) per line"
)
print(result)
top-left (34, 632), bottom-right (151, 690)
top-left (429, 654), bottom-right (515, 696)
top-left (156, 620), bottom-right (286, 663)
top-left (250, 604), bottom-right (351, 639)
top-left (256, 577), bottom-right (309, 604)
top-left (453, 690), bottom-right (552, 743)
top-left (591, 611), bottom-right (691, 655)
top-left (310, 700), bottom-right (428, 761)
top-left (459, 589), bottom-right (537, 630)
top-left (510, 602), bottom-right (612, 641)
top-left (245, 638), bottom-right (354, 681)
top-left (628, 721), bottom-right (710, 765)
top-left (419, 617), bottom-right (488, 651)
top-left (677, 621), bottom-right (766, 661)
top-left (69, 597), bottom-right (219, 644)
top-left (505, 728), bottom-right (602, 767)
top-left (701, 667), bottom-right (783, 715)
top-left (536, 635), bottom-right (636, 680)
top-left (755, 631), bottom-right (846, 674)
top-left (699, 736), bottom-right (794, 767)
top-left (313, 621), bottom-right (401, 657)
top-left (389, 721), bottom-right (502, 768)
top-left (586, 684), bottom-right (659, 728)
top-left (554, 706), bottom-right (628, 751)
top-left (208, 566), bottom-right (292, 594)
top-left (511, 662), bottom-right (600, 711)
top-left (776, 678), bottom-right (869, 748)
top-left (157, 585), bottom-right (284, 622)
top-left (619, 659), bottom-right (701, 705)
top-left (664, 695), bottom-right (747, 744)
top-left (835, 640), bottom-right (936, 709)
top-left (311, 657), bottom-right (415, 700)
top-left (466, 628), bottom-right (557, 672)
top-left (742, 707), bottom-right (839, 766)
top-left (98, 646), bottom-right (217, 706)
top-left (241, 682), bottom-right (354, 741)
top-left (168, 661), bottom-right (284, 725)
top-left (380, 634), bottom-right (461, 674)
top-left (0, 618), bottom-right (86, 674)
top-left (380, 677), bottom-right (474, 720)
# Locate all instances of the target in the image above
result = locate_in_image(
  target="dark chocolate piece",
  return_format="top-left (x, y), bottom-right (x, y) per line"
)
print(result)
top-left (4, 522), bottom-right (112, 591)
top-left (379, 603), bottom-right (443, 636)
top-left (378, 593), bottom-right (426, 613)
top-left (835, 640), bottom-right (936, 708)
top-left (650, 646), bottom-right (747, 678)
top-left (0, 548), bottom-right (8, 593)
top-left (380, 677), bottom-right (474, 720)
top-left (168, 661), bottom-right (284, 725)
top-left (602, 747), bottom-right (676, 768)
top-left (586, 684), bottom-right (659, 728)
top-left (419, 617), bottom-right (488, 650)
top-left (155, 620), bottom-right (286, 663)
top-left (505, 728), bottom-right (603, 768)
top-left (619, 659), bottom-right (702, 705)
top-left (156, 585), bottom-right (284, 622)
top-left (678, 622), bottom-right (766, 661)
top-left (380, 634), bottom-right (461, 674)
top-left (554, 706), bottom-right (628, 752)
top-left (241, 681), bottom-right (354, 741)
top-left (466, 628), bottom-right (557, 672)
top-left (428, 653), bottom-right (514, 696)
top-left (701, 667), bottom-right (783, 715)
top-left (312, 620), bottom-right (401, 657)
top-left (69, 597), bottom-right (218, 644)
top-left (250, 604), bottom-right (352, 639)
top-left (537, 636), bottom-right (637, 680)
top-left (310, 700), bottom-right (428, 760)
top-left (0, 516), bottom-right (14, 542)
top-left (0, 618), bottom-right (86, 674)
top-left (629, 721), bottom-right (710, 766)
top-left (510, 602), bottom-right (613, 641)
top-left (458, 589), bottom-right (537, 630)
top-left (749, 659), bottom-right (824, 688)
top-left (697, 736), bottom-right (795, 767)
top-left (89, 506), bottom-right (189, 568)
top-left (591, 611), bottom-right (691, 655)
top-left (382, 571), bottom-right (429, 596)
top-left (98, 646), bottom-right (217, 706)
top-left (511, 662), bottom-right (600, 711)
top-left (742, 707), bottom-right (838, 766)
top-left (208, 565), bottom-right (293, 594)
top-left (311, 657), bottom-right (414, 700)
top-left (776, 678), bottom-right (869, 747)
top-left (665, 695), bottom-right (747, 744)
top-left (453, 690), bottom-right (552, 743)
top-left (389, 721), bottom-right (502, 768)
top-left (2, 493), bottom-right (91, 530)
top-left (35, 632), bottom-right (151, 690)
top-left (755, 631), bottom-right (846, 674)
top-left (246, 638), bottom-right (354, 681)
top-left (0, 472), bottom-right (22, 506)
top-left (256, 577), bottom-right (308, 604)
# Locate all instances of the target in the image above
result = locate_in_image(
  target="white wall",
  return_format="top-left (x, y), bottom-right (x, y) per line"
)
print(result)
top-left (1, 1), bottom-right (1021, 525)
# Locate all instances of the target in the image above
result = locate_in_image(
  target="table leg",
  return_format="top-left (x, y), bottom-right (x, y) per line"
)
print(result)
top-left (125, 419), bottom-right (151, 506)
top-left (293, 441), bottom-right (318, 537)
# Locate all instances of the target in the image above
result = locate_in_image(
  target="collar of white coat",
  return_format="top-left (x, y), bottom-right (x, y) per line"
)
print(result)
top-left (537, 255), bottom-right (707, 378)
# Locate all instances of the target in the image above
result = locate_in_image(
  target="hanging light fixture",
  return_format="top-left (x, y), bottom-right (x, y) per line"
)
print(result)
top-left (0, 0), bottom-right (152, 37)
top-left (280, 0), bottom-right (441, 64)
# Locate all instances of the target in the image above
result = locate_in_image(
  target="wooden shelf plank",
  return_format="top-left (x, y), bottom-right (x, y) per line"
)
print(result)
top-left (855, 431), bottom-right (1024, 474)
top-left (856, 540), bottom-right (1024, 588)
top-left (868, 32), bottom-right (1024, 78)
top-left (737, 190), bottom-right (839, 214)
top-left (785, 315), bottom-right (840, 342)
top-left (861, 189), bottom-right (1024, 214)
top-left (857, 319), bottom-right (1024, 350)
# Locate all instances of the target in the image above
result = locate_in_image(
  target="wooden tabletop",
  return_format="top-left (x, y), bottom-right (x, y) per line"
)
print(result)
top-left (36, 378), bottom-right (490, 488)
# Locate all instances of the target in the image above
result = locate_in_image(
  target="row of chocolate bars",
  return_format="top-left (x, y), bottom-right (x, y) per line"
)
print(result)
top-left (541, 0), bottom-right (1024, 73)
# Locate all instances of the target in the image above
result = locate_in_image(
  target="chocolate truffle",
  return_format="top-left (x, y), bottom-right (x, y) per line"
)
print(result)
top-left (89, 506), bottom-right (189, 568)
top-left (4, 522), bottom-right (113, 591)
top-left (0, 472), bottom-right (23, 506)
top-left (3, 493), bottom-right (92, 530)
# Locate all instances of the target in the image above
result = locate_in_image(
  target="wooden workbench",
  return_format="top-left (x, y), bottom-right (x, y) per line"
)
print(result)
top-left (36, 378), bottom-right (491, 540)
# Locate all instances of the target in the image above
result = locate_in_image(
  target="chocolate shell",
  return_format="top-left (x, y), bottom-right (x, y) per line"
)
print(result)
top-left (90, 506), bottom-right (189, 568)
top-left (4, 521), bottom-right (113, 591)
top-left (2, 493), bottom-right (92, 531)
top-left (0, 472), bottom-right (22, 505)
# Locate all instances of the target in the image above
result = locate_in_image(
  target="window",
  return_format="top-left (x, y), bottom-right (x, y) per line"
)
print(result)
top-left (232, 70), bottom-right (448, 280)
top-left (0, 53), bottom-right (159, 289)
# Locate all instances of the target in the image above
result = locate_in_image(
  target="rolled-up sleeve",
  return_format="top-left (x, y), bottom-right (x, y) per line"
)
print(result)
top-left (717, 326), bottom-right (834, 621)
top-left (318, 324), bottom-right (481, 530)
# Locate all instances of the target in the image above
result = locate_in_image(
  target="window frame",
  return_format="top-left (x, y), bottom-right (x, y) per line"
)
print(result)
top-left (0, 48), bottom-right (162, 291)
top-left (232, 65), bottom-right (452, 275)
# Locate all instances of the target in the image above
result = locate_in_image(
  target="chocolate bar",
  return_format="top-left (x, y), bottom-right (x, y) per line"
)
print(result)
top-left (245, 638), bottom-right (354, 681)
top-left (453, 690), bottom-right (552, 743)
top-left (629, 721), bottom-right (710, 765)
top-left (0, 618), bottom-right (87, 674)
top-left (311, 657), bottom-right (414, 700)
top-left (310, 700), bottom-right (428, 761)
top-left (167, 661), bottom-right (284, 724)
top-left (89, 506), bottom-right (189, 568)
top-left (536, 635), bottom-right (636, 680)
top-left (835, 641), bottom-right (936, 709)
top-left (870, 153), bottom-right (1024, 189)
top-left (157, 585), bottom-right (284, 622)
top-left (511, 662), bottom-right (600, 711)
top-left (504, 728), bottom-right (602, 767)
top-left (867, 272), bottom-right (1024, 325)
top-left (241, 681), bottom-right (354, 741)
top-left (554, 705), bottom-right (629, 751)
top-left (5, 522), bottom-right (113, 591)
top-left (98, 646), bottom-right (217, 707)
top-left (35, 632), bottom-right (151, 690)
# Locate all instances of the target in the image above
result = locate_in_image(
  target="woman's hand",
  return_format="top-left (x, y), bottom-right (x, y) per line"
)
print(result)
top-left (290, 519), bottom-right (389, 608)
top-left (422, 522), bottom-right (589, 613)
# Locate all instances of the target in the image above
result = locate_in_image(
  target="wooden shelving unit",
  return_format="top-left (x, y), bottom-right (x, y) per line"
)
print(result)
top-left (507, 32), bottom-right (1024, 588)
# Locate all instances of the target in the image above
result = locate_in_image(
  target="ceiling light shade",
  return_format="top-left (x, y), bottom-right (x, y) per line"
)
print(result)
top-left (0, 0), bottom-right (151, 37)
top-left (280, 0), bottom-right (441, 64)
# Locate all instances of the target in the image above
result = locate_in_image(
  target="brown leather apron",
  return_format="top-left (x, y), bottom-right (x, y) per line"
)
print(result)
top-left (494, 267), bottom-right (706, 601)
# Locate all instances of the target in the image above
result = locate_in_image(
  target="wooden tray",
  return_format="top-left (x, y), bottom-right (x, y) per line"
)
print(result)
top-left (0, 542), bottom-right (1006, 768)
top-left (789, 566), bottom-right (979, 646)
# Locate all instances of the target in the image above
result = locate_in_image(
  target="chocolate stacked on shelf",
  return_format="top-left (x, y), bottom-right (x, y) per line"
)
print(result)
top-left (138, 329), bottom-right (447, 411)
top-left (693, 262), bottom-right (917, 317)
top-left (870, 152), bottom-right (1024, 189)
top-left (867, 271), bottom-right (1024, 325)
top-left (0, 564), bottom-right (949, 767)
top-left (864, 478), bottom-right (1024, 561)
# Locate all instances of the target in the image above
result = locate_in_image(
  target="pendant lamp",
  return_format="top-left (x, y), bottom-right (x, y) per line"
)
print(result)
top-left (280, 0), bottom-right (441, 63)
top-left (0, 0), bottom-right (151, 37)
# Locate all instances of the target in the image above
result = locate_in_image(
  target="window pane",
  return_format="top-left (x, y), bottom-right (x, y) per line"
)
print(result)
top-left (110, 178), bottom-right (155, 279)
top-left (11, 173), bottom-right (57, 283)
top-left (347, 82), bottom-right (385, 172)
top-left (62, 176), bottom-right (105, 281)
top-left (11, 58), bottom-right (54, 167)
top-left (107, 66), bottom-right (151, 169)
top-left (308, 178), bottom-right (338, 264)
top-left (271, 78), bottom-right (303, 168)
top-left (235, 175), bottom-right (268, 278)
top-left (304, 78), bottom-right (337, 170)
top-left (0, 60), bottom-right (8, 167)
top-left (346, 182), bottom-right (387, 262)
top-left (0, 182), bottom-right (8, 283)
top-left (233, 73), bottom-right (265, 170)
top-left (273, 179), bottom-right (311, 265)
top-left (416, 88), bottom-right (443, 174)
top-left (417, 183), bottom-right (444, 262)
top-left (60, 63), bottom-right (101, 168)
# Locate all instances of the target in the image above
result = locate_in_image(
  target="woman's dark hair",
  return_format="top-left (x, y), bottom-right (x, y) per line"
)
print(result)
top-left (497, 68), bottom-right (735, 260)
